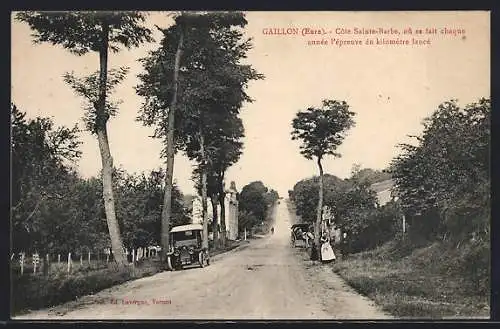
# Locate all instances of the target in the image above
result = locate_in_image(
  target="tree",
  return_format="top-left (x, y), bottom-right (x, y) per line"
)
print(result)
top-left (239, 181), bottom-right (269, 223)
top-left (16, 11), bottom-right (153, 265)
top-left (136, 12), bottom-right (262, 252)
top-left (390, 98), bottom-right (490, 243)
top-left (11, 104), bottom-right (81, 249)
top-left (192, 167), bottom-right (220, 246)
top-left (11, 104), bottom-right (87, 273)
top-left (290, 168), bottom-right (395, 254)
top-left (291, 100), bottom-right (356, 254)
top-left (238, 181), bottom-right (277, 234)
top-left (192, 114), bottom-right (244, 248)
top-left (115, 169), bottom-right (190, 250)
top-left (291, 174), bottom-right (348, 223)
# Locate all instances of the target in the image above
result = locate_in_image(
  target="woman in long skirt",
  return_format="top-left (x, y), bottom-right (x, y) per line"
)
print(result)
top-left (320, 233), bottom-right (336, 263)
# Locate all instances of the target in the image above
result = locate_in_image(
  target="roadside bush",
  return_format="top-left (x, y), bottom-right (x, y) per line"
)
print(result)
top-left (11, 259), bottom-right (163, 315)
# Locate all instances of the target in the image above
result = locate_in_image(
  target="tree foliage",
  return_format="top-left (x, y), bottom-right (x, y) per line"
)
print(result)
top-left (114, 168), bottom-right (190, 249)
top-left (136, 11), bottom-right (262, 157)
top-left (291, 99), bottom-right (356, 253)
top-left (291, 174), bottom-right (348, 223)
top-left (136, 12), bottom-right (262, 248)
top-left (291, 166), bottom-right (398, 253)
top-left (16, 11), bottom-right (154, 265)
top-left (16, 11), bottom-right (153, 55)
top-left (390, 98), bottom-right (490, 242)
top-left (11, 105), bottom-right (190, 256)
top-left (291, 100), bottom-right (355, 161)
top-left (238, 181), bottom-right (278, 232)
top-left (63, 67), bottom-right (129, 133)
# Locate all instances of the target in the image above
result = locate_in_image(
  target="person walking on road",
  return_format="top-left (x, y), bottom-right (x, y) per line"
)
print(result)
top-left (271, 227), bottom-right (274, 235)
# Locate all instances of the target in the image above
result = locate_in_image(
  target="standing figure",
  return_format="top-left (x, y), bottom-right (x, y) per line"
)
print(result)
top-left (320, 232), bottom-right (336, 263)
top-left (305, 227), bottom-right (314, 249)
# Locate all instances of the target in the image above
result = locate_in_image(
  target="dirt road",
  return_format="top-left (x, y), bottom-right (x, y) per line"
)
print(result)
top-left (14, 202), bottom-right (391, 320)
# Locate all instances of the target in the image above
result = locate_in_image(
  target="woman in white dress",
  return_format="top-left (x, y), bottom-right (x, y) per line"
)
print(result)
top-left (320, 233), bottom-right (336, 263)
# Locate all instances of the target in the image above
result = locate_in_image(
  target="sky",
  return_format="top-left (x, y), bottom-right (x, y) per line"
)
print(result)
top-left (11, 11), bottom-right (490, 197)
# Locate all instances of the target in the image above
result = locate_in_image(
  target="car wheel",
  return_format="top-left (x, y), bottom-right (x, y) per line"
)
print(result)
top-left (206, 253), bottom-right (210, 266)
top-left (166, 256), bottom-right (173, 271)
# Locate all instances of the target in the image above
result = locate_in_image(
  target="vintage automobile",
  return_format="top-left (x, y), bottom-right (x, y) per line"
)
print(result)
top-left (290, 223), bottom-right (310, 248)
top-left (166, 224), bottom-right (210, 271)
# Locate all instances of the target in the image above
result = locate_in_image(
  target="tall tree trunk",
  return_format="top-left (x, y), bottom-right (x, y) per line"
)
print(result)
top-left (218, 172), bottom-right (226, 247)
top-left (314, 157), bottom-right (324, 250)
top-left (200, 131), bottom-right (209, 249)
top-left (211, 195), bottom-right (219, 249)
top-left (97, 22), bottom-right (126, 265)
top-left (160, 25), bottom-right (184, 262)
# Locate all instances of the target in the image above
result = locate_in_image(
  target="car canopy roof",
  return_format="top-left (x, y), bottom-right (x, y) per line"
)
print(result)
top-left (170, 224), bottom-right (203, 233)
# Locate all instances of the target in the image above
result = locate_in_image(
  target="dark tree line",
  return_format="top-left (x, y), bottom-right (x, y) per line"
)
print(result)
top-left (15, 11), bottom-right (263, 267)
top-left (238, 181), bottom-right (279, 234)
top-left (289, 167), bottom-right (395, 253)
top-left (390, 98), bottom-right (490, 244)
top-left (11, 104), bottom-right (190, 257)
top-left (290, 98), bottom-right (490, 254)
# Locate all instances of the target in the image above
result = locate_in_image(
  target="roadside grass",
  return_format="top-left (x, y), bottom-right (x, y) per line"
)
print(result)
top-left (12, 240), bottom-right (245, 316)
top-left (332, 240), bottom-right (490, 319)
top-left (11, 258), bottom-right (164, 316)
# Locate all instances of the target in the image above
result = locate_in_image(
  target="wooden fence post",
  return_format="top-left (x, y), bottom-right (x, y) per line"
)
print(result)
top-left (132, 249), bottom-right (135, 265)
top-left (88, 251), bottom-right (91, 264)
top-left (67, 252), bottom-right (72, 274)
top-left (58, 254), bottom-right (61, 264)
top-left (80, 254), bottom-right (83, 265)
top-left (33, 253), bottom-right (40, 274)
top-left (46, 253), bottom-right (50, 274)
top-left (20, 253), bottom-right (24, 275)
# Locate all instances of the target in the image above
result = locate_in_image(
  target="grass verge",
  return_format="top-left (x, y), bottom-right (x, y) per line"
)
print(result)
top-left (331, 240), bottom-right (490, 319)
top-left (12, 240), bottom-right (247, 316)
top-left (11, 258), bottom-right (163, 316)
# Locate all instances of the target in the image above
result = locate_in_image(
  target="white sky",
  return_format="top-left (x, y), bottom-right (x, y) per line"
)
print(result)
top-left (11, 11), bottom-right (490, 197)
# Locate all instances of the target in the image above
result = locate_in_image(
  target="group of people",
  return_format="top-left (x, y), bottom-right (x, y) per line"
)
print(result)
top-left (294, 225), bottom-right (336, 263)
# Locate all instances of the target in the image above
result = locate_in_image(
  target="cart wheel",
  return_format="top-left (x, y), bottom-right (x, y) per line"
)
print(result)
top-left (198, 252), bottom-right (206, 268)
top-left (166, 256), bottom-right (173, 271)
